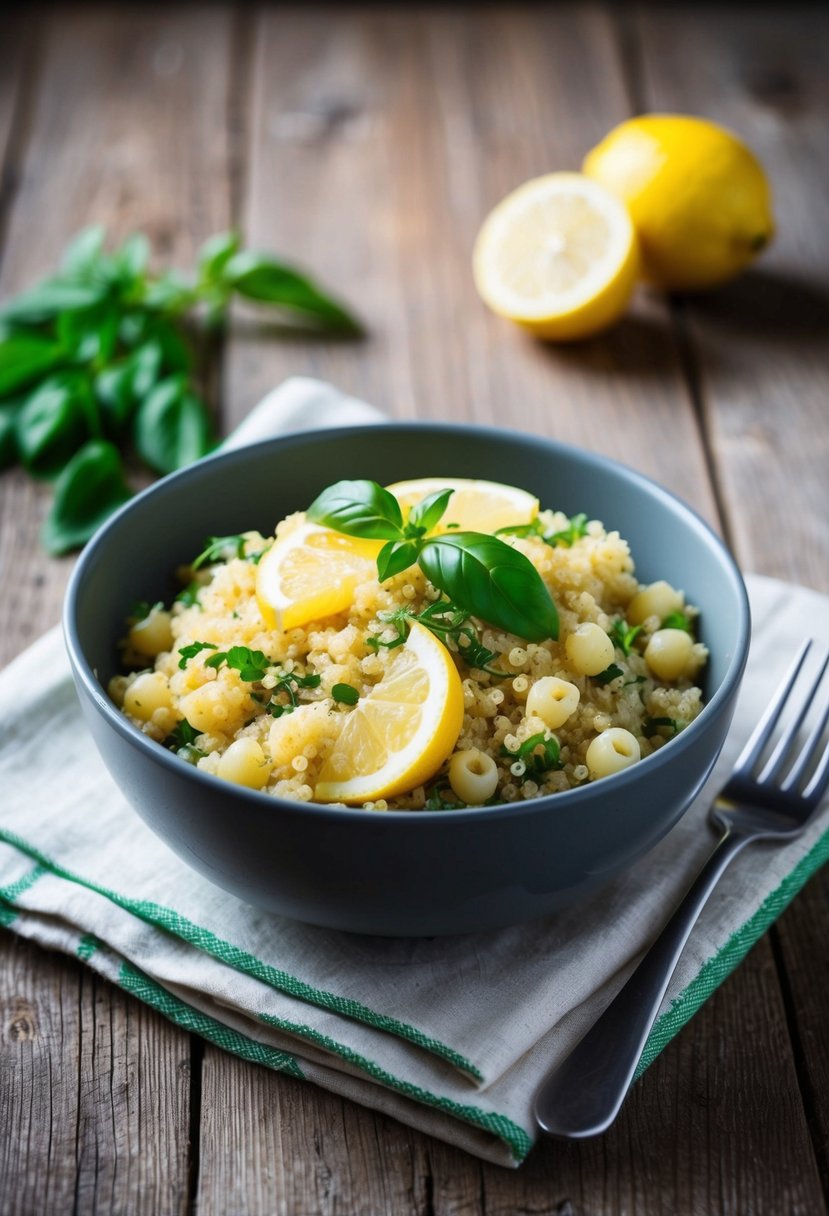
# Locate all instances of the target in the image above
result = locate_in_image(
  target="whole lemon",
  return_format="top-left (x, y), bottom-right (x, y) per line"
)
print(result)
top-left (583, 114), bottom-right (774, 291)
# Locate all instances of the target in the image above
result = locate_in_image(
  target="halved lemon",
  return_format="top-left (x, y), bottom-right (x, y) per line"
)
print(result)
top-left (256, 522), bottom-right (380, 631)
top-left (473, 171), bottom-right (639, 341)
top-left (387, 477), bottom-right (538, 535)
top-left (315, 622), bottom-right (464, 804)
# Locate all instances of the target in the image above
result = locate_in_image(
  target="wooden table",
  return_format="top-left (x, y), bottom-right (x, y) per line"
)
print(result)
top-left (1, 5), bottom-right (827, 1213)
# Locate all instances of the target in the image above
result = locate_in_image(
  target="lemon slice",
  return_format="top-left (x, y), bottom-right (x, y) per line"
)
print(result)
top-left (387, 477), bottom-right (539, 535)
top-left (315, 622), bottom-right (464, 804)
top-left (256, 522), bottom-right (380, 631)
top-left (473, 172), bottom-right (639, 341)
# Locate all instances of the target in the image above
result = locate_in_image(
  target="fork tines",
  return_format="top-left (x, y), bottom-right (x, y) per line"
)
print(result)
top-left (732, 638), bottom-right (829, 803)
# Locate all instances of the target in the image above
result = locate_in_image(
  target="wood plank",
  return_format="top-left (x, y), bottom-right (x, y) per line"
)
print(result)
top-left (0, 2), bottom-right (236, 667)
top-left (223, 3), bottom-right (718, 525)
top-left (0, 6), bottom-right (238, 1212)
top-left (0, 931), bottom-right (191, 1216)
top-left (634, 3), bottom-right (829, 1200)
top-left (634, 2), bottom-right (829, 594)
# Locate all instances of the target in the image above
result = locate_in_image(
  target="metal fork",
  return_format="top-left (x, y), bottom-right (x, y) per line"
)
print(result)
top-left (535, 638), bottom-right (829, 1140)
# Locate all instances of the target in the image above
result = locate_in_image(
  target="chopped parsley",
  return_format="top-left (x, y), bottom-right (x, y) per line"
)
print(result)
top-left (332, 683), bottom-right (360, 706)
top-left (265, 667), bottom-right (322, 717)
top-left (608, 619), bottom-right (642, 656)
top-left (367, 599), bottom-right (504, 677)
top-left (424, 784), bottom-right (463, 810)
top-left (496, 512), bottom-right (589, 548)
top-left (501, 732), bottom-right (562, 778)
top-left (643, 716), bottom-right (679, 736)
top-left (130, 599), bottom-right (164, 621)
top-left (594, 663), bottom-right (624, 685)
top-left (175, 580), bottom-right (204, 609)
top-left (177, 640), bottom-right (218, 670)
top-left (166, 719), bottom-right (201, 750)
top-left (205, 645), bottom-right (270, 682)
top-left (191, 534), bottom-right (249, 570)
top-left (661, 610), bottom-right (693, 634)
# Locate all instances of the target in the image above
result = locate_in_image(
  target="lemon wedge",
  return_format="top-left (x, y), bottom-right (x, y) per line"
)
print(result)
top-left (387, 476), bottom-right (538, 535)
top-left (315, 622), bottom-right (464, 804)
top-left (256, 522), bottom-right (380, 631)
top-left (473, 172), bottom-right (638, 340)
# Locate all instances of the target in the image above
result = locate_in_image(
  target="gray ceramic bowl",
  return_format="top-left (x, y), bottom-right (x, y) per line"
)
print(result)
top-left (64, 423), bottom-right (750, 936)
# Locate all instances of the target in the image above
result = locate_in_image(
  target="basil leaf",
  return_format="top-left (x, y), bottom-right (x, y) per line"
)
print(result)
top-left (96, 340), bottom-right (163, 432)
top-left (133, 376), bottom-right (213, 474)
top-left (223, 251), bottom-right (362, 334)
top-left (141, 271), bottom-right (195, 315)
top-left (41, 440), bottom-right (131, 555)
top-left (377, 538), bottom-right (421, 581)
top-left (61, 226), bottom-right (106, 278)
top-left (0, 280), bottom-right (108, 327)
top-left (307, 479), bottom-right (405, 540)
top-left (0, 333), bottom-right (66, 396)
top-left (16, 373), bottom-right (92, 478)
top-left (198, 231), bottom-right (241, 281)
top-left (332, 683), bottom-right (359, 706)
top-left (406, 488), bottom-right (453, 536)
top-left (114, 233), bottom-right (150, 286)
top-left (0, 399), bottom-right (22, 469)
top-left (418, 532), bottom-right (559, 642)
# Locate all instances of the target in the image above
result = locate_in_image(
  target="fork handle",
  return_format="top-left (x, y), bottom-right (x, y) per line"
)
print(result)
top-left (534, 826), bottom-right (753, 1139)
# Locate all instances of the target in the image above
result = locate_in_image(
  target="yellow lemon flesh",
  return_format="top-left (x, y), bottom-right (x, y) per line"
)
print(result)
top-left (315, 622), bottom-right (464, 805)
top-left (583, 114), bottom-right (774, 292)
top-left (472, 172), bottom-right (639, 341)
top-left (256, 522), bottom-right (380, 631)
top-left (387, 477), bottom-right (539, 534)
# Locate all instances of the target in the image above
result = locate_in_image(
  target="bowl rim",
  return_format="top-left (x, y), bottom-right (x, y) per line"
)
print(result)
top-left (64, 420), bottom-right (751, 827)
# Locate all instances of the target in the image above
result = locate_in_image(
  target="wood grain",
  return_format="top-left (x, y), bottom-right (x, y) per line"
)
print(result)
top-left (633, 2), bottom-right (829, 593)
top-left (634, 5), bottom-right (829, 1202)
top-left (224, 4), bottom-right (717, 524)
top-left (0, 934), bottom-right (191, 1216)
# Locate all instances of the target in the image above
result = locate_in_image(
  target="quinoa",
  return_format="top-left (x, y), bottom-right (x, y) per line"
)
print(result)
top-left (109, 508), bottom-right (708, 809)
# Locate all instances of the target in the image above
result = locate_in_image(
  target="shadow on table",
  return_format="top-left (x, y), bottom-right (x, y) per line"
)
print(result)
top-left (682, 267), bottom-right (829, 341)
top-left (531, 267), bottom-right (829, 382)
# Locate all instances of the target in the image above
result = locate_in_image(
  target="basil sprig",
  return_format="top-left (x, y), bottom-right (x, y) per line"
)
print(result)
top-left (0, 226), bottom-right (360, 554)
top-left (308, 479), bottom-right (559, 642)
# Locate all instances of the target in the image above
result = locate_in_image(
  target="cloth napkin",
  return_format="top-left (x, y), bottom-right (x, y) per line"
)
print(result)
top-left (1, 378), bottom-right (827, 1168)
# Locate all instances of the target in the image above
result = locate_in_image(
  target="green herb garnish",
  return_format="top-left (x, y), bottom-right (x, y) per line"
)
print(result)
top-left (594, 663), bottom-right (625, 685)
top-left (1, 226), bottom-right (360, 554)
top-left (177, 641), bottom-right (218, 670)
top-left (609, 619), bottom-right (642, 656)
top-left (205, 645), bottom-right (270, 682)
top-left (643, 716), bottom-right (679, 735)
top-left (661, 610), bottom-right (693, 634)
top-left (496, 512), bottom-right (589, 548)
top-left (192, 534), bottom-right (248, 570)
top-left (500, 732), bottom-right (562, 778)
top-left (332, 683), bottom-right (360, 706)
top-left (308, 480), bottom-right (558, 643)
top-left (265, 667), bottom-right (322, 717)
top-left (367, 600), bottom-right (504, 676)
top-left (166, 718), bottom-right (200, 749)
top-left (175, 580), bottom-right (204, 609)
top-left (424, 784), bottom-right (463, 810)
